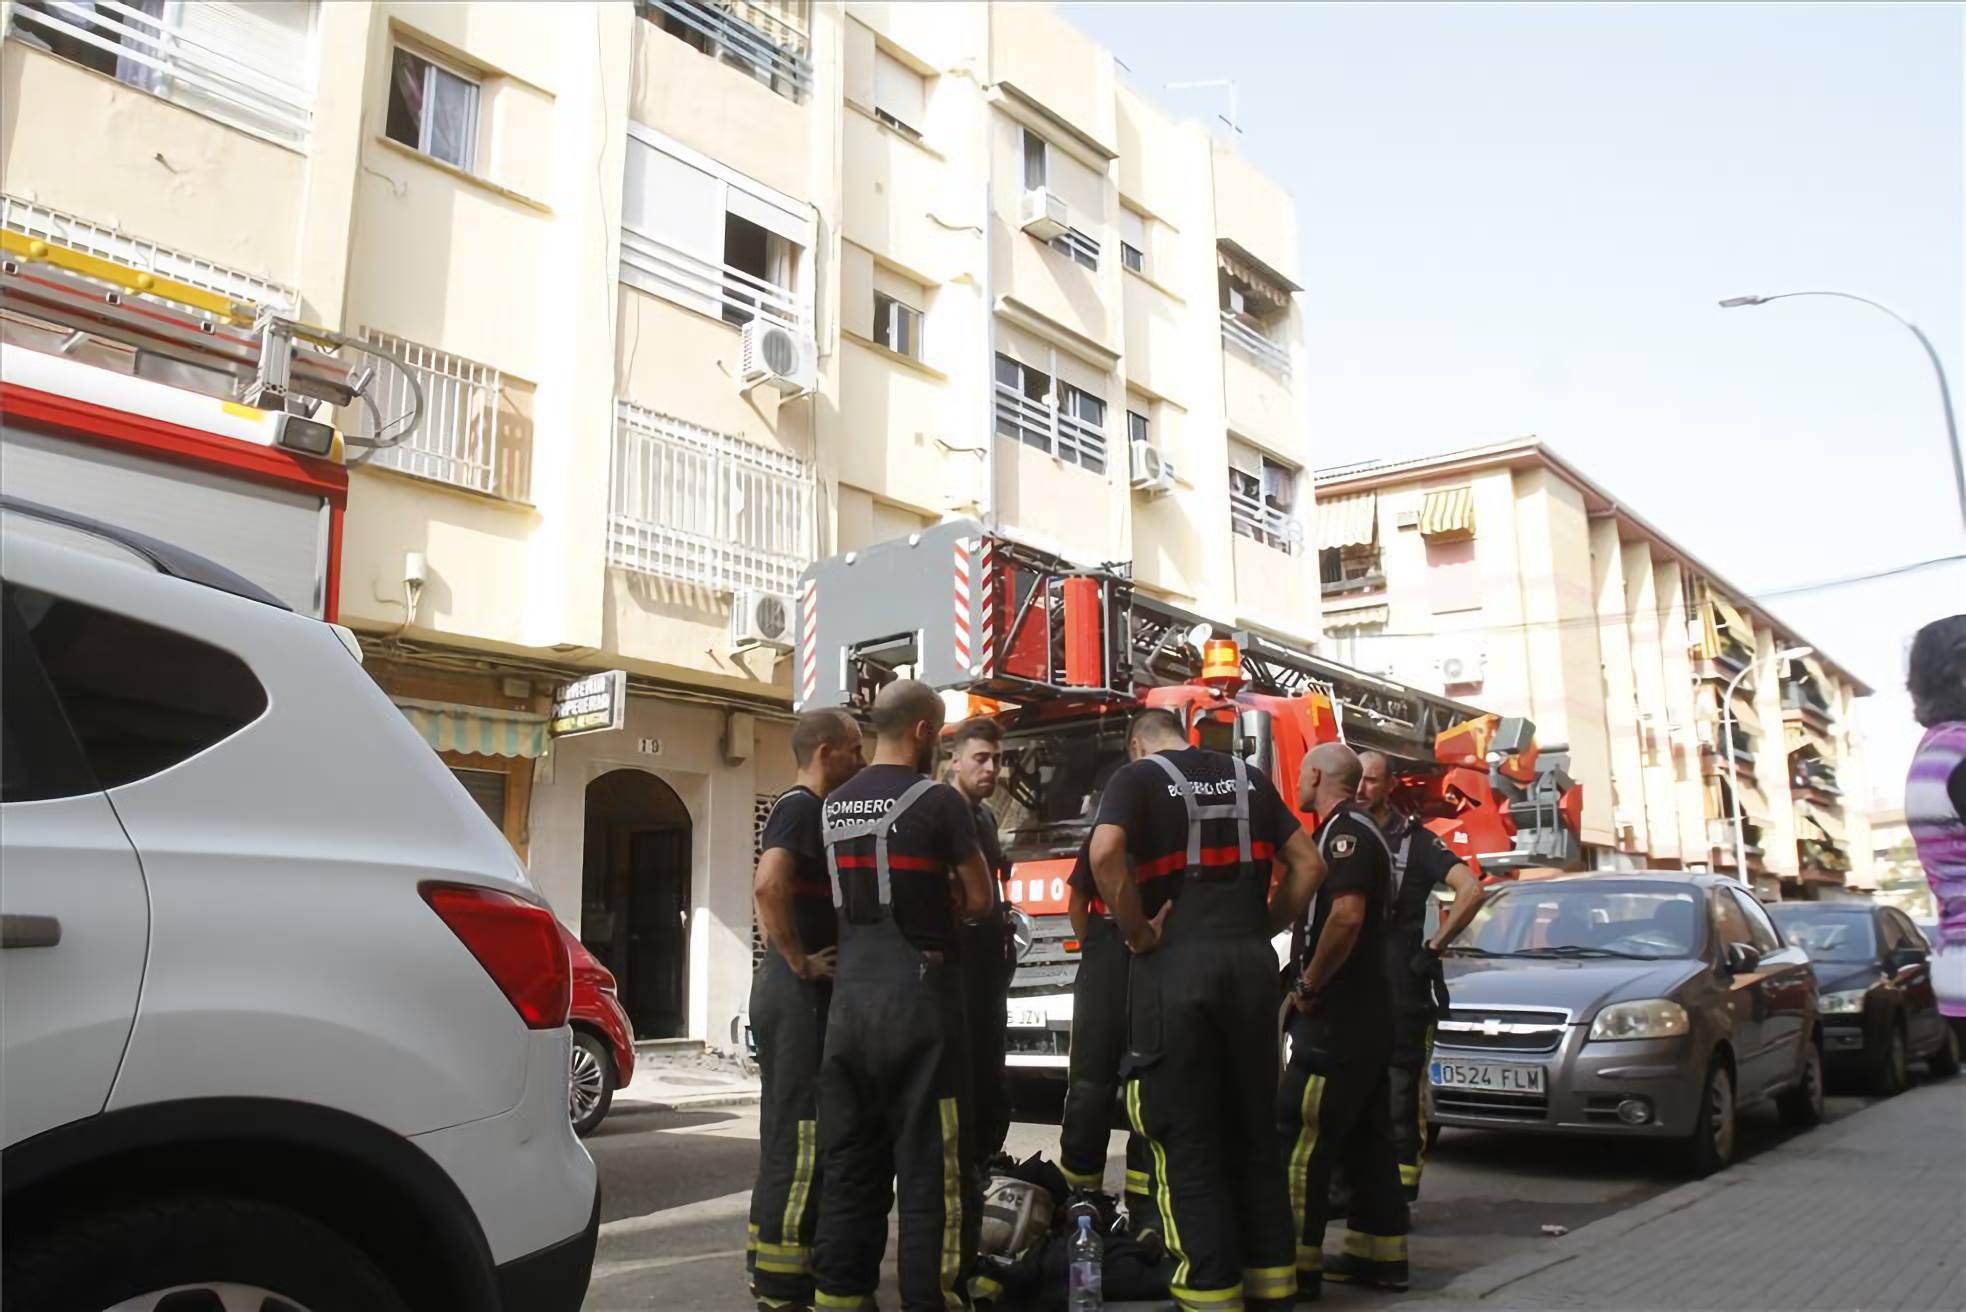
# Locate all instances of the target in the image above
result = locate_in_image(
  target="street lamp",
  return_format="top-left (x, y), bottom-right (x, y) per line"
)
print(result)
top-left (1718, 291), bottom-right (1966, 532)
top-left (1720, 644), bottom-right (1812, 885)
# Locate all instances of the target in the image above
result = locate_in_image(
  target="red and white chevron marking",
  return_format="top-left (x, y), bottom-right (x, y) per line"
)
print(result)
top-left (953, 538), bottom-right (973, 670)
top-left (976, 536), bottom-right (995, 676)
top-left (798, 578), bottom-right (818, 706)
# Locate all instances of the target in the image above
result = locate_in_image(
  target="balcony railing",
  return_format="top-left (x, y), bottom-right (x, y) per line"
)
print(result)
top-left (1231, 486), bottom-right (1303, 556)
top-left (352, 332), bottom-right (533, 503)
top-left (638, 0), bottom-right (811, 103)
top-left (1220, 311), bottom-right (1291, 381)
top-left (1793, 762), bottom-right (1843, 796)
top-left (609, 401), bottom-right (814, 596)
top-left (619, 226), bottom-right (805, 332)
top-left (993, 383), bottom-right (1108, 474)
top-left (8, 0), bottom-right (315, 145)
top-left (1, 194), bottom-right (294, 313)
top-left (1782, 683), bottom-right (1833, 720)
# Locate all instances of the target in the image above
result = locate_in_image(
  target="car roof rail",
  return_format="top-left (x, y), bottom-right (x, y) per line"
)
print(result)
top-left (0, 495), bottom-right (291, 612)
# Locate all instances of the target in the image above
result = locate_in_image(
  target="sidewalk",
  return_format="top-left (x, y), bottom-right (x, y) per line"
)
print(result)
top-left (611, 1043), bottom-right (761, 1114)
top-left (1394, 1080), bottom-right (1966, 1312)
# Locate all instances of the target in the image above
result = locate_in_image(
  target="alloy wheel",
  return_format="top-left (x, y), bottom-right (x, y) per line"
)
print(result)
top-left (1806, 1044), bottom-right (1824, 1118)
top-left (570, 1041), bottom-right (606, 1124)
top-left (107, 1286), bottom-right (310, 1312)
top-left (1709, 1065), bottom-right (1736, 1165)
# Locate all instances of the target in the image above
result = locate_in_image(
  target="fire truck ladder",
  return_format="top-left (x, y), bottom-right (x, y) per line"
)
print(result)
top-left (0, 229), bottom-right (422, 454)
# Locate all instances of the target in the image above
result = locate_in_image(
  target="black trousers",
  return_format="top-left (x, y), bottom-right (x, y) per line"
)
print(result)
top-left (748, 950), bottom-right (830, 1306)
top-left (1124, 938), bottom-right (1298, 1311)
top-left (1278, 1009), bottom-right (1409, 1290)
top-left (814, 970), bottom-right (979, 1311)
top-left (959, 911), bottom-right (1015, 1172)
top-left (1058, 918), bottom-right (1156, 1220)
top-left (1388, 1011), bottom-right (1435, 1198)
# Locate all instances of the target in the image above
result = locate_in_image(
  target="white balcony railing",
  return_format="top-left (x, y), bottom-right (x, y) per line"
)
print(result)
top-left (609, 401), bottom-right (815, 596)
top-left (639, 0), bottom-right (811, 103)
top-left (993, 383), bottom-right (1108, 473)
top-left (351, 332), bottom-right (533, 503)
top-left (619, 227), bottom-right (805, 332)
top-left (1221, 311), bottom-right (1292, 381)
top-left (1230, 486), bottom-right (1303, 556)
top-left (1, 194), bottom-right (294, 313)
top-left (7, 0), bottom-right (315, 145)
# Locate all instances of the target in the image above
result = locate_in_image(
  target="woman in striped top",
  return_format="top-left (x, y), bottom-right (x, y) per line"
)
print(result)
top-left (1907, 614), bottom-right (1966, 1024)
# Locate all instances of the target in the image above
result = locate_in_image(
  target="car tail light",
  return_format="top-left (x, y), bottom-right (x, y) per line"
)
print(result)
top-left (421, 883), bottom-right (571, 1028)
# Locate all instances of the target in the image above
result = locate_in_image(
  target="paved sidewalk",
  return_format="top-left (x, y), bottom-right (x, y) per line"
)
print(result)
top-left (1394, 1080), bottom-right (1966, 1312)
top-left (611, 1043), bottom-right (761, 1114)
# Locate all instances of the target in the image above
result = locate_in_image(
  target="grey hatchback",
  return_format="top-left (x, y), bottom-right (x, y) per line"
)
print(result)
top-left (1431, 873), bottom-right (1823, 1175)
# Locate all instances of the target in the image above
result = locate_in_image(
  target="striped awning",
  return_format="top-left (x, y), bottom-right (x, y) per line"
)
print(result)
top-left (1418, 486), bottom-right (1475, 539)
top-left (396, 699), bottom-right (549, 759)
top-left (1785, 720), bottom-right (1833, 756)
top-left (1325, 604), bottom-right (1390, 629)
top-left (1799, 804), bottom-right (1846, 843)
top-left (1711, 593), bottom-right (1754, 648)
top-left (1727, 691), bottom-right (1763, 735)
top-left (1690, 600), bottom-right (1723, 661)
top-left (1317, 492), bottom-right (1378, 549)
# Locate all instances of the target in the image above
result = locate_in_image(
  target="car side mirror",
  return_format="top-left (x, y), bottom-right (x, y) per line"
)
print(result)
top-left (1724, 941), bottom-right (1762, 974)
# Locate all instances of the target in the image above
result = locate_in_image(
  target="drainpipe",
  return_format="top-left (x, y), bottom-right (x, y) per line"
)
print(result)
top-left (979, 174), bottom-right (996, 533)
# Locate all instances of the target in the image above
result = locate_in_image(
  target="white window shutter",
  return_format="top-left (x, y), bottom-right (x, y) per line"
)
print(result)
top-left (1120, 206), bottom-right (1146, 251)
top-left (622, 137), bottom-right (726, 317)
top-left (873, 50), bottom-right (925, 130)
top-left (165, 1), bottom-right (315, 140)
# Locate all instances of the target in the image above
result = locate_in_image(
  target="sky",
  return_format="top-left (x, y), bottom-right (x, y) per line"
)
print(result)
top-left (1063, 0), bottom-right (1965, 808)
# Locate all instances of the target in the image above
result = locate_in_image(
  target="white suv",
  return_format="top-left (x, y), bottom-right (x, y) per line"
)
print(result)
top-left (0, 501), bottom-right (598, 1311)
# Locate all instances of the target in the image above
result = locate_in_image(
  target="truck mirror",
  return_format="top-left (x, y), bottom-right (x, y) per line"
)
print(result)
top-left (1236, 708), bottom-right (1275, 777)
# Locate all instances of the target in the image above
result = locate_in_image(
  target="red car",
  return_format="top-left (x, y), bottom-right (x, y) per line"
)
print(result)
top-left (563, 924), bottom-right (635, 1135)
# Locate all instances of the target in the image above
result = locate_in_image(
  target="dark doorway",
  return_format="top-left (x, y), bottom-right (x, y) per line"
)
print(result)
top-left (582, 769), bottom-right (692, 1040)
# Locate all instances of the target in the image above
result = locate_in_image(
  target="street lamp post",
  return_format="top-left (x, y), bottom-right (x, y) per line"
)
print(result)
top-left (1719, 291), bottom-right (1966, 532)
top-left (1719, 644), bottom-right (1812, 885)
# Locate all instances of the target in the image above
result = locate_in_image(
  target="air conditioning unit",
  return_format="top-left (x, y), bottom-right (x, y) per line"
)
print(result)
top-left (731, 588), bottom-right (795, 652)
top-left (739, 318), bottom-right (815, 395)
top-left (1395, 509), bottom-right (1420, 530)
top-left (1020, 188), bottom-right (1069, 242)
top-left (1129, 438), bottom-right (1176, 497)
top-left (1436, 639), bottom-right (1486, 687)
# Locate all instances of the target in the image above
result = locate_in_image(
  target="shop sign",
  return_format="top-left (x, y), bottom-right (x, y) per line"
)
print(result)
top-left (549, 670), bottom-right (626, 738)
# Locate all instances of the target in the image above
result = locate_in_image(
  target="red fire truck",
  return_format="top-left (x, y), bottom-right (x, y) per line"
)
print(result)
top-left (794, 521), bottom-right (1583, 1081)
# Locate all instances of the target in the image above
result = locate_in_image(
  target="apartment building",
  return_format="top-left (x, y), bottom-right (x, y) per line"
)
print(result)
top-left (1, 0), bottom-right (1313, 1044)
top-left (1314, 440), bottom-right (1873, 902)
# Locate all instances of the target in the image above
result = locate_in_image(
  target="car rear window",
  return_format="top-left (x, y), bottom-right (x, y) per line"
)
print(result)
top-left (1767, 907), bottom-right (1877, 963)
top-left (1457, 886), bottom-right (1702, 960)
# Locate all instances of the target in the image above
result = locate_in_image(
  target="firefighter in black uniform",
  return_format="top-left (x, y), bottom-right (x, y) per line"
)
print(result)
top-left (1090, 708), bottom-right (1323, 1312)
top-left (812, 680), bottom-right (996, 1312)
top-left (947, 717), bottom-right (1016, 1178)
top-left (748, 709), bottom-right (865, 1310)
top-left (1356, 750), bottom-right (1487, 1203)
top-left (1279, 743), bottom-right (1409, 1297)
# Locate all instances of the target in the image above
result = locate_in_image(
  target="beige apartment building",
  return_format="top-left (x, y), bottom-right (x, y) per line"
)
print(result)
top-left (1, 0), bottom-right (1313, 1043)
top-left (1315, 440), bottom-right (1873, 902)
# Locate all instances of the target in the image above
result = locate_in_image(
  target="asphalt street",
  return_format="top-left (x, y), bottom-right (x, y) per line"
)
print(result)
top-left (579, 1075), bottom-right (1898, 1311)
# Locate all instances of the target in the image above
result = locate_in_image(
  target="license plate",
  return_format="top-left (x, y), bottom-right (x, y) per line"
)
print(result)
top-left (1007, 1006), bottom-right (1048, 1028)
top-left (1430, 1060), bottom-right (1545, 1093)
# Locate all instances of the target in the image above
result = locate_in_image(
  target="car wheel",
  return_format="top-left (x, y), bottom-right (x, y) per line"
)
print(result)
top-left (1777, 1036), bottom-right (1825, 1127)
top-left (3, 1193), bottom-right (409, 1312)
top-left (1683, 1058), bottom-right (1736, 1178)
top-left (571, 1029), bottom-right (617, 1135)
top-left (1871, 1021), bottom-right (1910, 1098)
top-left (1930, 1022), bottom-right (1962, 1078)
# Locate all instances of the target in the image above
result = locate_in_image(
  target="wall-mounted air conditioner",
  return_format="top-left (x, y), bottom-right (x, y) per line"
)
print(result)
top-left (1129, 438), bottom-right (1176, 498)
top-left (1395, 509), bottom-right (1421, 530)
top-left (731, 588), bottom-right (795, 652)
top-left (1020, 188), bottom-right (1069, 242)
top-left (739, 318), bottom-right (816, 395)
top-left (1436, 638), bottom-right (1486, 686)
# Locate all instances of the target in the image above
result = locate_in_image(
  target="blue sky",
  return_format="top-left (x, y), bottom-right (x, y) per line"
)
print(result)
top-left (1063, 0), bottom-right (1964, 806)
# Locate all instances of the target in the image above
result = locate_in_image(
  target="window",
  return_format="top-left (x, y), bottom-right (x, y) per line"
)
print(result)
top-left (1120, 207), bottom-right (1148, 275)
top-left (1122, 243), bottom-right (1145, 274)
top-left (387, 46), bottom-right (478, 170)
top-left (1728, 888), bottom-right (1782, 955)
top-left (452, 767), bottom-right (508, 829)
top-left (9, 1), bottom-right (317, 145)
top-left (873, 48), bottom-right (925, 140)
top-left (0, 584), bottom-right (96, 803)
top-left (1230, 451), bottom-right (1300, 554)
top-left (8, 584), bottom-right (267, 791)
top-left (1711, 889), bottom-right (1756, 952)
top-left (642, 0), bottom-right (812, 104)
top-left (993, 353), bottom-right (1108, 474)
top-left (873, 291), bottom-right (923, 359)
top-left (1023, 128), bottom-right (1048, 191)
top-left (1048, 227), bottom-right (1101, 271)
top-left (1127, 410), bottom-right (1150, 447)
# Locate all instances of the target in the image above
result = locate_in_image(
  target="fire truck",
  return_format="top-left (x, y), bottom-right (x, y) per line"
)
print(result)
top-left (795, 520), bottom-right (1583, 1081)
top-left (0, 226), bottom-right (420, 617)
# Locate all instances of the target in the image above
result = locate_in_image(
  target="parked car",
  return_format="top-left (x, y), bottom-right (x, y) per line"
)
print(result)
top-left (1766, 902), bottom-right (1959, 1094)
top-left (1434, 873), bottom-right (1822, 1176)
top-left (0, 500), bottom-right (598, 1311)
top-left (566, 923), bottom-right (636, 1134)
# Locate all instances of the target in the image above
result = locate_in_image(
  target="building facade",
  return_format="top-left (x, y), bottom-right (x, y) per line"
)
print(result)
top-left (2, 0), bottom-right (1314, 1044)
top-left (1314, 440), bottom-right (1874, 901)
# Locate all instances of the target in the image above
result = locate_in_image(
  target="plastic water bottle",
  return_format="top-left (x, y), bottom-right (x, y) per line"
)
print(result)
top-left (1068, 1212), bottom-right (1103, 1311)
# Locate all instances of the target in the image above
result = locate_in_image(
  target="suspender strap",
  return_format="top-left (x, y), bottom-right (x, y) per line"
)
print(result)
top-left (1144, 753), bottom-right (1254, 871)
top-left (1393, 831), bottom-right (1415, 897)
top-left (825, 778), bottom-right (941, 911)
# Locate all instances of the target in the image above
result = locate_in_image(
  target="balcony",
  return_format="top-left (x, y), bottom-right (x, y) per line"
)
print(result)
top-left (1319, 545), bottom-right (1384, 598)
top-left (1230, 485), bottom-right (1302, 557)
top-left (350, 332), bottom-right (533, 503)
top-left (619, 227), bottom-right (806, 335)
top-left (608, 401), bottom-right (814, 596)
top-left (1782, 681), bottom-right (1833, 725)
top-left (1220, 311), bottom-right (1291, 382)
top-left (637, 0), bottom-right (811, 104)
top-left (1, 194), bottom-right (294, 313)
top-left (1798, 839), bottom-right (1852, 878)
top-left (1791, 757), bottom-right (1843, 799)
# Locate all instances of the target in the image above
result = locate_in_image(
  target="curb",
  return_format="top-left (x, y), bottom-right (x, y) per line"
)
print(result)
top-left (1413, 1090), bottom-right (1918, 1304)
top-left (610, 1089), bottom-right (764, 1116)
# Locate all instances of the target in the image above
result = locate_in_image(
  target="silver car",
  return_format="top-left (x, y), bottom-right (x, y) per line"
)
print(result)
top-left (1431, 873), bottom-right (1823, 1175)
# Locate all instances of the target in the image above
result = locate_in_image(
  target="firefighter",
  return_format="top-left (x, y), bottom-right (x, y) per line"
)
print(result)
top-left (812, 679), bottom-right (996, 1312)
top-left (749, 709), bottom-right (866, 1310)
top-left (1090, 708), bottom-right (1323, 1312)
top-left (1356, 750), bottom-right (1487, 1203)
top-left (1279, 743), bottom-right (1409, 1297)
top-left (947, 717), bottom-right (1016, 1178)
